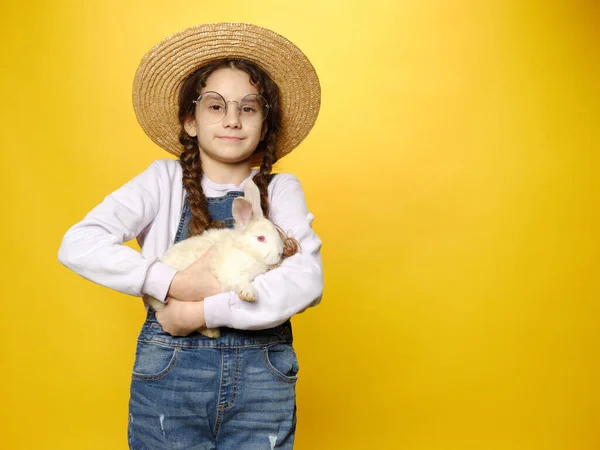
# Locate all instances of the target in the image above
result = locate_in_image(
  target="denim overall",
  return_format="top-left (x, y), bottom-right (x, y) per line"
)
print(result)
top-left (128, 192), bottom-right (298, 450)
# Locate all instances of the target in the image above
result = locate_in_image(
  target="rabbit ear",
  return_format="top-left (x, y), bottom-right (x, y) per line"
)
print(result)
top-left (232, 197), bottom-right (253, 228)
top-left (243, 178), bottom-right (264, 218)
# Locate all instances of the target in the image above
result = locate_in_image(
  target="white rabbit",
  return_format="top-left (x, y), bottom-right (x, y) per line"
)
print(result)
top-left (145, 179), bottom-right (297, 338)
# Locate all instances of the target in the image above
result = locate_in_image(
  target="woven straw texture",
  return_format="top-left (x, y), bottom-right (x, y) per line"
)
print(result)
top-left (132, 23), bottom-right (321, 165)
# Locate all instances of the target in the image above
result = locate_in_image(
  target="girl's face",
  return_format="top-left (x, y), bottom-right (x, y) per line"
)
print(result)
top-left (184, 68), bottom-right (264, 167)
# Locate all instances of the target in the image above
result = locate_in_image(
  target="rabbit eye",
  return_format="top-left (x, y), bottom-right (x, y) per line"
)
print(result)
top-left (257, 236), bottom-right (266, 243)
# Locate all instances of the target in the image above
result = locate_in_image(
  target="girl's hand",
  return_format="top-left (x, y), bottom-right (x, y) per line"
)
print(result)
top-left (156, 298), bottom-right (206, 336)
top-left (167, 248), bottom-right (221, 301)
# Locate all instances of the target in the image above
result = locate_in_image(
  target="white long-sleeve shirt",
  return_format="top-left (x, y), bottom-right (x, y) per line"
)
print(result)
top-left (57, 159), bottom-right (323, 330)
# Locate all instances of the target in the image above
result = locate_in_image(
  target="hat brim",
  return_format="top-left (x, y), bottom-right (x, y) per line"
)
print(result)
top-left (132, 23), bottom-right (321, 165)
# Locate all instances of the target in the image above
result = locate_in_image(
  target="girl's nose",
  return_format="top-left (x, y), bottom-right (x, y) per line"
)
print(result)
top-left (222, 105), bottom-right (241, 128)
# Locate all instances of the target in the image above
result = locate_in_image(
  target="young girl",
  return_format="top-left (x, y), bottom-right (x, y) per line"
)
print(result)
top-left (58, 23), bottom-right (322, 449)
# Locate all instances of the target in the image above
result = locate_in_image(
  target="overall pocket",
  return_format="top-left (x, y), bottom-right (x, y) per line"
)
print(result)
top-left (132, 341), bottom-right (181, 381)
top-left (262, 343), bottom-right (299, 384)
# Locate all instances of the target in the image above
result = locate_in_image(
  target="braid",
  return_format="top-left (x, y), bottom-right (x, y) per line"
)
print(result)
top-left (252, 133), bottom-right (278, 218)
top-left (179, 130), bottom-right (221, 236)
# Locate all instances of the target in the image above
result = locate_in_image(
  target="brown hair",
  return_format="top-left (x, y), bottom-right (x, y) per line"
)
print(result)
top-left (177, 59), bottom-right (282, 236)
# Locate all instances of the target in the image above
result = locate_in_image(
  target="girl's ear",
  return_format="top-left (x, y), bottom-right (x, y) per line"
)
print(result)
top-left (183, 116), bottom-right (198, 137)
top-left (232, 197), bottom-right (253, 228)
top-left (260, 124), bottom-right (268, 141)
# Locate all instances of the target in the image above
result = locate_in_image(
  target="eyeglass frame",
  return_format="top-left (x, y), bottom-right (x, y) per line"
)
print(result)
top-left (192, 91), bottom-right (270, 123)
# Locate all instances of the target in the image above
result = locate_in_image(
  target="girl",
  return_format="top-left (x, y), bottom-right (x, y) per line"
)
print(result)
top-left (58, 23), bottom-right (322, 449)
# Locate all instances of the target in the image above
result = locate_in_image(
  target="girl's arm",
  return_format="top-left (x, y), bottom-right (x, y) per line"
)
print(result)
top-left (203, 174), bottom-right (323, 330)
top-left (57, 161), bottom-right (178, 302)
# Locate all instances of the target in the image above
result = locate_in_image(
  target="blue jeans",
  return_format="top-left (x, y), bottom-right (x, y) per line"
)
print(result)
top-left (128, 310), bottom-right (298, 449)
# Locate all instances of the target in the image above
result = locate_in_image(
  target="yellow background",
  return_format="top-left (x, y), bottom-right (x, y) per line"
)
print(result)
top-left (1, 0), bottom-right (598, 449)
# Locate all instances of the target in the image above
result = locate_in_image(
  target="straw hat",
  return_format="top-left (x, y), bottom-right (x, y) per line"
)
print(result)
top-left (132, 23), bottom-right (321, 165)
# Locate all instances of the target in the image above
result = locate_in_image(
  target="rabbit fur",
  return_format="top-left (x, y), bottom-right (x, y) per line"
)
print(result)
top-left (145, 179), bottom-right (285, 338)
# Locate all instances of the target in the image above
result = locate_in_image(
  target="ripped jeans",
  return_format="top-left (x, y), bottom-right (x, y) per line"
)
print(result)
top-left (128, 309), bottom-right (298, 450)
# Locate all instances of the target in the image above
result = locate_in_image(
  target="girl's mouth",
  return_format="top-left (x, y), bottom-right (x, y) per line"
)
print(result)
top-left (218, 136), bottom-right (244, 142)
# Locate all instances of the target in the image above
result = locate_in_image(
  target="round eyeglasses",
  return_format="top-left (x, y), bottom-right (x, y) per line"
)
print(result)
top-left (193, 91), bottom-right (270, 125)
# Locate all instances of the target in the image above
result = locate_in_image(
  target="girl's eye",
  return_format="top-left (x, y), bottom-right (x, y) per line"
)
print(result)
top-left (240, 106), bottom-right (256, 114)
top-left (209, 104), bottom-right (224, 111)
top-left (257, 236), bottom-right (266, 243)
